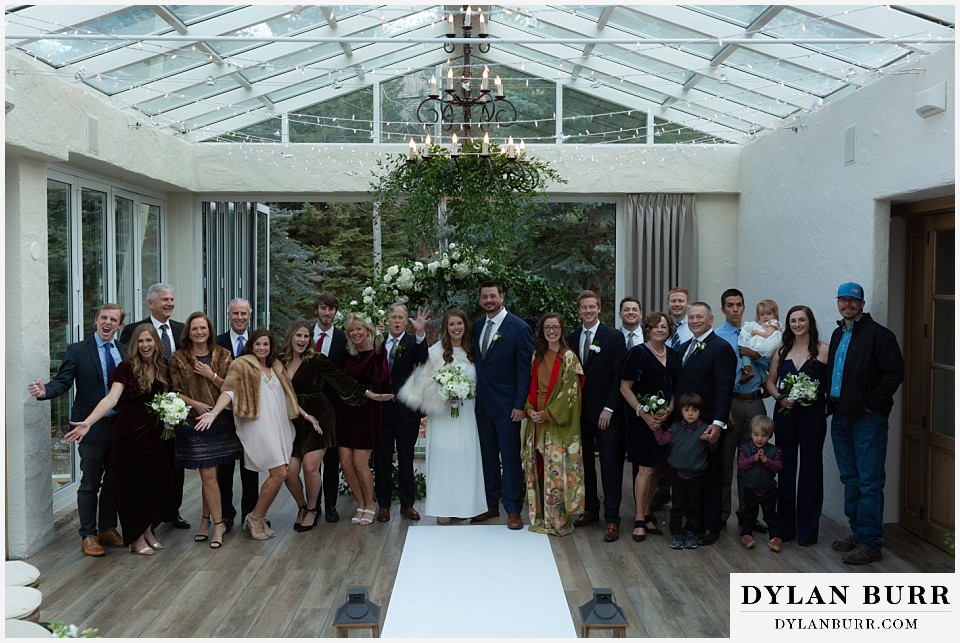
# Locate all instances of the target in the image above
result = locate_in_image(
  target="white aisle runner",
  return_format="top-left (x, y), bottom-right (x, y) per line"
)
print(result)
top-left (381, 525), bottom-right (577, 638)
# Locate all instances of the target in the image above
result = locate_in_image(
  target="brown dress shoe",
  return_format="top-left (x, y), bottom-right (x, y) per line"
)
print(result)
top-left (97, 528), bottom-right (124, 547)
top-left (400, 507), bottom-right (421, 520)
top-left (603, 523), bottom-right (620, 542)
top-left (470, 506), bottom-right (500, 522)
top-left (81, 535), bottom-right (105, 557)
top-left (376, 507), bottom-right (391, 522)
top-left (573, 511), bottom-right (598, 527)
top-left (507, 513), bottom-right (523, 530)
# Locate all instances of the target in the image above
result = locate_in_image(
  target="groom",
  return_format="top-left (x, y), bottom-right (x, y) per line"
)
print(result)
top-left (472, 281), bottom-right (534, 530)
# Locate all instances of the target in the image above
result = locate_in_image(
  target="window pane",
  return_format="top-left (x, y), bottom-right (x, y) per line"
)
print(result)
top-left (563, 87), bottom-right (648, 144)
top-left (81, 188), bottom-right (106, 336)
top-left (935, 228), bottom-right (954, 295)
top-left (932, 368), bottom-right (955, 437)
top-left (47, 179), bottom-right (75, 491)
top-left (115, 195), bottom-right (135, 317)
top-left (139, 202), bottom-right (162, 303)
top-left (933, 299), bottom-right (954, 366)
top-left (290, 87), bottom-right (374, 143)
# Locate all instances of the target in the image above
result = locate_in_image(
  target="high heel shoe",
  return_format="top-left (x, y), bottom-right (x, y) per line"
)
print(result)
top-left (293, 504), bottom-right (308, 532)
top-left (243, 515), bottom-right (270, 541)
top-left (644, 514), bottom-right (663, 536)
top-left (295, 507), bottom-right (318, 533)
top-left (210, 520), bottom-right (225, 549)
top-left (195, 515), bottom-right (211, 542)
top-left (632, 520), bottom-right (646, 542)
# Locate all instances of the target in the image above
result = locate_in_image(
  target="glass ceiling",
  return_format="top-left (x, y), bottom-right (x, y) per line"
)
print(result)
top-left (4, 4), bottom-right (954, 145)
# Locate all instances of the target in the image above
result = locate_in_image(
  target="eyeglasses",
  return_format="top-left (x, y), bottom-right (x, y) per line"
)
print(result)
top-left (543, 325), bottom-right (562, 332)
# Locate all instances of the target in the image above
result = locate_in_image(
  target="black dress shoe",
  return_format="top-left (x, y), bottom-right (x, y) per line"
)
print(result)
top-left (698, 530), bottom-right (719, 546)
top-left (222, 518), bottom-right (234, 534)
top-left (165, 515), bottom-right (190, 529)
top-left (325, 507), bottom-right (340, 523)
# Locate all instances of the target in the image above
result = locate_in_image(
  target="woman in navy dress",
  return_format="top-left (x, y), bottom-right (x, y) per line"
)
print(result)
top-left (619, 312), bottom-right (679, 542)
top-left (764, 305), bottom-right (829, 545)
top-left (66, 324), bottom-right (172, 555)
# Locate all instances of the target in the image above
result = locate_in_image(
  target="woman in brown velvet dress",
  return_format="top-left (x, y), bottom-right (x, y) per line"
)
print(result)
top-left (280, 319), bottom-right (391, 532)
top-left (66, 324), bottom-right (171, 556)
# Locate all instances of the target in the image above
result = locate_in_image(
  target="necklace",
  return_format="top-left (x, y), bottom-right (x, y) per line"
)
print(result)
top-left (647, 342), bottom-right (666, 357)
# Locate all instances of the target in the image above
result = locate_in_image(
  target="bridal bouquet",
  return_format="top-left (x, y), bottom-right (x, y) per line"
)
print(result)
top-left (637, 391), bottom-right (669, 417)
top-left (148, 392), bottom-right (191, 440)
top-left (433, 364), bottom-right (475, 418)
top-left (777, 372), bottom-right (819, 418)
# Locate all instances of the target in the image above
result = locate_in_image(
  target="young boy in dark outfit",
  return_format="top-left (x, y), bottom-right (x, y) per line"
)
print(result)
top-left (656, 392), bottom-right (717, 550)
top-left (738, 415), bottom-right (784, 552)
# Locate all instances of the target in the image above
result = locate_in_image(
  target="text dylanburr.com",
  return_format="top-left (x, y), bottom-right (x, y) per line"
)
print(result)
top-left (731, 573), bottom-right (955, 640)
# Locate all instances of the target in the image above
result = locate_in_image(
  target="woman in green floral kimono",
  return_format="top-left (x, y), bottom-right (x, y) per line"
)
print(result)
top-left (522, 313), bottom-right (585, 536)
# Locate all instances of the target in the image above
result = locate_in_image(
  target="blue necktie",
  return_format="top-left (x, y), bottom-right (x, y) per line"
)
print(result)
top-left (159, 323), bottom-right (173, 360)
top-left (236, 335), bottom-right (245, 356)
top-left (103, 342), bottom-right (116, 392)
top-left (671, 322), bottom-right (682, 350)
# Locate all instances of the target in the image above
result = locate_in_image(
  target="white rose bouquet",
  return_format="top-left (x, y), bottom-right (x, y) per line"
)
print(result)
top-left (777, 372), bottom-right (820, 418)
top-left (148, 391), bottom-right (191, 440)
top-left (637, 391), bottom-right (669, 417)
top-left (433, 364), bottom-right (476, 418)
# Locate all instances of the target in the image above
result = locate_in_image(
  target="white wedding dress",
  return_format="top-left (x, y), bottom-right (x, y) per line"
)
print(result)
top-left (398, 344), bottom-right (487, 518)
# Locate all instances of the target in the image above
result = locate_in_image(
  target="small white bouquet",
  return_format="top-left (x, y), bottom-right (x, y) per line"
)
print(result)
top-left (48, 621), bottom-right (98, 638)
top-left (637, 391), bottom-right (669, 417)
top-left (433, 364), bottom-right (476, 418)
top-left (148, 391), bottom-right (191, 440)
top-left (777, 372), bottom-right (820, 418)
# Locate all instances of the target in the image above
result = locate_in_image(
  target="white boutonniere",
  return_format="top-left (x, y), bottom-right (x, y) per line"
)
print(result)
top-left (696, 341), bottom-right (707, 352)
top-left (491, 332), bottom-right (503, 345)
top-left (589, 340), bottom-right (601, 354)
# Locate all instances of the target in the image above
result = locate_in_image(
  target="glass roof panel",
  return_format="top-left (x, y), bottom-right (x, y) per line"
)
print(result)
top-left (593, 43), bottom-right (695, 86)
top-left (606, 7), bottom-right (722, 59)
top-left (765, 9), bottom-right (905, 68)
top-left (86, 46), bottom-right (205, 94)
top-left (724, 48), bottom-right (847, 96)
top-left (689, 5), bottom-right (771, 27)
top-left (138, 75), bottom-right (243, 116)
top-left (166, 5), bottom-right (239, 26)
top-left (209, 6), bottom-right (329, 57)
top-left (694, 77), bottom-right (797, 118)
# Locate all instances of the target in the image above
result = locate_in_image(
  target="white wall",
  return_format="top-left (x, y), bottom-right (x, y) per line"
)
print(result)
top-left (737, 48), bottom-right (955, 527)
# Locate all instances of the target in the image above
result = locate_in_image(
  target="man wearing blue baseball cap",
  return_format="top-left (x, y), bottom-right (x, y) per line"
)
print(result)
top-left (827, 282), bottom-right (903, 565)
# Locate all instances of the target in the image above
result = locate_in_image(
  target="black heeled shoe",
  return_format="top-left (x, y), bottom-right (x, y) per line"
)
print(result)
top-left (644, 514), bottom-right (664, 535)
top-left (210, 520), bottom-right (225, 549)
top-left (632, 520), bottom-right (646, 542)
top-left (292, 504), bottom-right (308, 532)
top-left (295, 507), bottom-right (318, 533)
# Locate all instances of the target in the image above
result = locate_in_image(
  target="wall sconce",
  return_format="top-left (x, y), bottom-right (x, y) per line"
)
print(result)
top-left (333, 586), bottom-right (380, 637)
top-left (579, 588), bottom-right (627, 638)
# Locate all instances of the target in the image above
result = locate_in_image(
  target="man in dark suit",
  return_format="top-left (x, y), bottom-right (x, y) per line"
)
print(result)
top-left (675, 301), bottom-right (737, 546)
top-left (570, 290), bottom-right (628, 542)
top-left (312, 292), bottom-right (349, 522)
top-left (214, 297), bottom-right (259, 531)
top-left (472, 281), bottom-right (535, 530)
top-left (118, 282), bottom-right (188, 530)
top-left (28, 303), bottom-right (128, 557)
top-left (375, 303), bottom-right (430, 522)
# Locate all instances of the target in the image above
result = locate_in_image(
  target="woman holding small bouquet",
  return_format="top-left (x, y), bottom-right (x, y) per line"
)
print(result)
top-left (170, 312), bottom-right (241, 549)
top-left (195, 330), bottom-right (321, 540)
top-left (619, 312), bottom-right (679, 542)
top-left (399, 309), bottom-right (486, 523)
top-left (520, 313), bottom-right (585, 537)
top-left (65, 324), bottom-right (172, 555)
top-left (338, 314), bottom-right (390, 526)
top-left (764, 305), bottom-right (829, 546)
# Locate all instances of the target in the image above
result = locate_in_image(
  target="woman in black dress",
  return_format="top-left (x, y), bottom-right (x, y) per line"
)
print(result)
top-left (619, 312), bottom-right (679, 542)
top-left (66, 324), bottom-right (172, 555)
top-left (170, 311), bottom-right (241, 549)
top-left (280, 320), bottom-right (389, 532)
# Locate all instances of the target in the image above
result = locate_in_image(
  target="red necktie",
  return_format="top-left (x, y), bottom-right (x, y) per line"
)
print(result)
top-left (316, 331), bottom-right (327, 353)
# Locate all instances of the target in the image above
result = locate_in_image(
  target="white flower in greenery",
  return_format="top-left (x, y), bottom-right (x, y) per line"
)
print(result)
top-left (427, 261), bottom-right (439, 274)
top-left (386, 265), bottom-right (399, 276)
top-left (383, 273), bottom-right (393, 283)
top-left (363, 295), bottom-right (373, 304)
top-left (413, 261), bottom-right (424, 271)
top-left (455, 262), bottom-right (470, 277)
top-left (350, 300), bottom-right (359, 306)
top-left (440, 256), bottom-right (450, 269)
top-left (362, 286), bottom-right (375, 296)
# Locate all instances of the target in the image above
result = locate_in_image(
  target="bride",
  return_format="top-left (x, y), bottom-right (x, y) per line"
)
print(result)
top-left (398, 309), bottom-right (487, 523)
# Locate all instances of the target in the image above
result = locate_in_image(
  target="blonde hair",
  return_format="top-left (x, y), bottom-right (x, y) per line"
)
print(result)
top-left (128, 323), bottom-right (170, 392)
top-left (750, 415), bottom-right (774, 438)
top-left (343, 313), bottom-right (376, 355)
top-left (756, 299), bottom-right (779, 321)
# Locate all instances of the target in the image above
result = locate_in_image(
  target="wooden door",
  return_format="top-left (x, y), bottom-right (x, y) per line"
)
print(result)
top-left (900, 204), bottom-right (954, 552)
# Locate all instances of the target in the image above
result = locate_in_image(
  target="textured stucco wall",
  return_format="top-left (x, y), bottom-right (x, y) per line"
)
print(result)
top-left (738, 47), bottom-right (955, 527)
top-left (5, 155), bottom-right (56, 558)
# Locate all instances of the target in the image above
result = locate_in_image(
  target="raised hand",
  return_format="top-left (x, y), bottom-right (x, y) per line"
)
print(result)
top-left (411, 306), bottom-right (432, 335)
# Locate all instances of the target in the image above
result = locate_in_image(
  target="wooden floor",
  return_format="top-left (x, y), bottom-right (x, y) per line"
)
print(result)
top-left (25, 463), bottom-right (953, 638)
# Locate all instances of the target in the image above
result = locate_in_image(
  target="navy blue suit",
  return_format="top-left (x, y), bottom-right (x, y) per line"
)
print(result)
top-left (40, 334), bottom-right (127, 538)
top-left (676, 331), bottom-right (737, 533)
top-left (473, 312), bottom-right (534, 514)
top-left (569, 323), bottom-right (628, 524)
top-left (375, 332), bottom-right (429, 509)
top-left (215, 331), bottom-right (259, 524)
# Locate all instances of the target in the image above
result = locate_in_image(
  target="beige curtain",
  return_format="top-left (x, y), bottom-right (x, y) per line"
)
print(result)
top-left (623, 194), bottom-right (698, 315)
